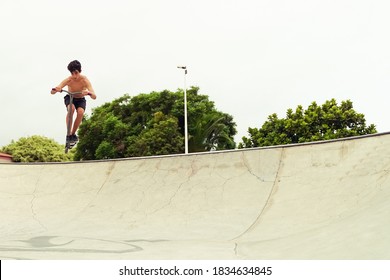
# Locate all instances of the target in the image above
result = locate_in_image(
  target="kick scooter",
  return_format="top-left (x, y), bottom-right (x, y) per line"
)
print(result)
top-left (52, 89), bottom-right (82, 153)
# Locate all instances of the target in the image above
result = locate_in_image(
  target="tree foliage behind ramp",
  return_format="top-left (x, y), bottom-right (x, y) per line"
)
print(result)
top-left (75, 87), bottom-right (237, 160)
top-left (0, 135), bottom-right (73, 162)
top-left (239, 99), bottom-right (377, 148)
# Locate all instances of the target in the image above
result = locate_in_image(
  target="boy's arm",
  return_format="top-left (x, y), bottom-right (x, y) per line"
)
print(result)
top-left (51, 78), bottom-right (69, 94)
top-left (83, 77), bottom-right (97, 100)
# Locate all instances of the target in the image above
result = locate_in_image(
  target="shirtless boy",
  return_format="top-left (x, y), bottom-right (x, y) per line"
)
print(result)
top-left (51, 60), bottom-right (96, 146)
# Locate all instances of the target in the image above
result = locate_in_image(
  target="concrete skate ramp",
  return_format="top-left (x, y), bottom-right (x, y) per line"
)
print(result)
top-left (1, 133), bottom-right (390, 259)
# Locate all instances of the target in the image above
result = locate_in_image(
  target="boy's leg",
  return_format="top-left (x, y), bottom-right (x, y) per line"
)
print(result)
top-left (71, 107), bottom-right (85, 135)
top-left (69, 98), bottom-right (86, 146)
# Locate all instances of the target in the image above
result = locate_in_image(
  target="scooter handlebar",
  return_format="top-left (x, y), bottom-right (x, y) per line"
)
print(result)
top-left (51, 88), bottom-right (82, 95)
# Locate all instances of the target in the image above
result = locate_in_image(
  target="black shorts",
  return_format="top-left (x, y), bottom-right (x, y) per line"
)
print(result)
top-left (64, 96), bottom-right (86, 111)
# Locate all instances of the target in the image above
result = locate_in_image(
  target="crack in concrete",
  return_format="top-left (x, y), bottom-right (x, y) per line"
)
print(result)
top-left (147, 180), bottom-right (188, 215)
top-left (234, 242), bottom-right (239, 257)
top-left (231, 148), bottom-right (285, 241)
top-left (76, 162), bottom-right (118, 219)
top-left (30, 167), bottom-right (47, 231)
top-left (241, 152), bottom-right (266, 182)
top-left (96, 162), bottom-right (116, 195)
top-left (148, 159), bottom-right (196, 215)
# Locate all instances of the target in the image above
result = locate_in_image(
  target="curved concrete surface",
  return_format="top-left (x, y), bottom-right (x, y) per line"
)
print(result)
top-left (1, 133), bottom-right (390, 259)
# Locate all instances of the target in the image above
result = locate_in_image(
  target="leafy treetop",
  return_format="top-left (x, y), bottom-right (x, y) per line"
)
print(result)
top-left (239, 99), bottom-right (377, 148)
top-left (75, 87), bottom-right (237, 160)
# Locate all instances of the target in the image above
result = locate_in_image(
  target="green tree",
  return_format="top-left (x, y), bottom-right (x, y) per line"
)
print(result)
top-left (74, 87), bottom-right (237, 160)
top-left (239, 99), bottom-right (377, 148)
top-left (0, 135), bottom-right (73, 162)
top-left (126, 112), bottom-right (184, 157)
top-left (190, 112), bottom-right (236, 152)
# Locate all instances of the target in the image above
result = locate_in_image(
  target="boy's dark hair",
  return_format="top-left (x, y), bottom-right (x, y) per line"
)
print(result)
top-left (67, 60), bottom-right (82, 73)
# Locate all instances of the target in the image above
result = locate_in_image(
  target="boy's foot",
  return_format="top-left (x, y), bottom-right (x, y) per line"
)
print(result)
top-left (69, 134), bottom-right (79, 148)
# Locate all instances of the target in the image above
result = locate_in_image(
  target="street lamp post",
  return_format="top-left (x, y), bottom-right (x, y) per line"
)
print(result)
top-left (177, 66), bottom-right (188, 154)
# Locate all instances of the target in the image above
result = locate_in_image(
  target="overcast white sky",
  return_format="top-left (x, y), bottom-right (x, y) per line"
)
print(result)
top-left (1, 0), bottom-right (390, 147)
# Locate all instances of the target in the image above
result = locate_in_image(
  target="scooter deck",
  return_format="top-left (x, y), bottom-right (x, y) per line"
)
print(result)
top-left (64, 138), bottom-right (77, 154)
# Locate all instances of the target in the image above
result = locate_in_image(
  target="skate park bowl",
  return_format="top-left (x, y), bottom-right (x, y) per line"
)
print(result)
top-left (1, 132), bottom-right (390, 260)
